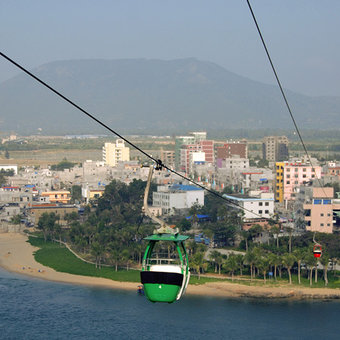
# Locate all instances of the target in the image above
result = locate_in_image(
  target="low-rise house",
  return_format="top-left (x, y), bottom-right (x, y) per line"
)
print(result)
top-left (28, 204), bottom-right (78, 226)
top-left (40, 191), bottom-right (71, 204)
top-left (0, 203), bottom-right (20, 222)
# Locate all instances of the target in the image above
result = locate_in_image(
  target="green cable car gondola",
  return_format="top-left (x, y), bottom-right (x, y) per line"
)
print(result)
top-left (141, 233), bottom-right (190, 303)
top-left (140, 164), bottom-right (190, 303)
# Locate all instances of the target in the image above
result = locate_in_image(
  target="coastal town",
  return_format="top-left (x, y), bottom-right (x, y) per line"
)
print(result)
top-left (1, 131), bottom-right (340, 296)
top-left (1, 131), bottom-right (339, 236)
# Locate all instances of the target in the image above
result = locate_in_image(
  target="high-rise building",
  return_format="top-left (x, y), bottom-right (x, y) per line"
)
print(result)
top-left (102, 139), bottom-right (130, 166)
top-left (274, 161), bottom-right (322, 203)
top-left (263, 136), bottom-right (289, 162)
top-left (160, 150), bottom-right (175, 169)
top-left (179, 140), bottom-right (214, 174)
top-left (174, 132), bottom-right (207, 170)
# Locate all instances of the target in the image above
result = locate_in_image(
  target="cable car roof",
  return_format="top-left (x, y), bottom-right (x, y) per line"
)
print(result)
top-left (144, 234), bottom-right (189, 242)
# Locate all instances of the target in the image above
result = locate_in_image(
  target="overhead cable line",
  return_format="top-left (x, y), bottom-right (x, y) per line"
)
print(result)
top-left (0, 51), bottom-right (266, 220)
top-left (246, 0), bottom-right (327, 195)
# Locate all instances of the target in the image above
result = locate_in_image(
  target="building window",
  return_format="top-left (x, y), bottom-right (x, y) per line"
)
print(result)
top-left (303, 168), bottom-right (306, 172)
top-left (321, 213), bottom-right (324, 217)
top-left (287, 174), bottom-right (290, 178)
top-left (265, 210), bottom-right (269, 214)
top-left (259, 210), bottom-right (263, 214)
top-left (259, 202), bottom-right (263, 206)
top-left (320, 223), bottom-right (324, 227)
top-left (265, 202), bottom-right (269, 206)
top-left (323, 200), bottom-right (331, 204)
top-left (294, 181), bottom-right (298, 184)
top-left (327, 224), bottom-right (330, 227)
top-left (295, 168), bottom-right (298, 172)
top-left (313, 199), bottom-right (322, 204)
top-left (294, 174), bottom-right (298, 178)
top-left (286, 181), bottom-right (290, 184)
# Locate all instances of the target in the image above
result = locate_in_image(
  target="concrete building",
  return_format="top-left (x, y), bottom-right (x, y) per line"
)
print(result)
top-left (102, 139), bottom-right (130, 166)
top-left (326, 162), bottom-right (340, 179)
top-left (28, 204), bottom-right (78, 225)
top-left (153, 184), bottom-right (204, 214)
top-left (40, 191), bottom-right (71, 204)
top-left (239, 169), bottom-right (273, 194)
top-left (275, 162), bottom-right (285, 203)
top-left (263, 136), bottom-right (289, 162)
top-left (0, 189), bottom-right (33, 209)
top-left (216, 140), bottom-right (248, 160)
top-left (0, 203), bottom-right (20, 222)
top-left (303, 187), bottom-right (340, 233)
top-left (223, 193), bottom-right (274, 220)
top-left (160, 150), bottom-right (175, 169)
top-left (216, 155), bottom-right (249, 170)
top-left (174, 132), bottom-right (207, 169)
top-left (180, 140), bottom-right (214, 174)
top-left (82, 185), bottom-right (105, 204)
top-left (275, 161), bottom-right (322, 203)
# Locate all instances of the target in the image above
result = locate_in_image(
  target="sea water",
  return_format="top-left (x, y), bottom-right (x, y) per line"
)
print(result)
top-left (0, 268), bottom-right (339, 340)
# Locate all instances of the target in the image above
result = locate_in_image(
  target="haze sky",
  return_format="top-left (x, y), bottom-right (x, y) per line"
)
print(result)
top-left (1, 0), bottom-right (339, 97)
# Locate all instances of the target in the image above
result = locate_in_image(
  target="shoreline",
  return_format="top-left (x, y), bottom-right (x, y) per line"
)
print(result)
top-left (1, 233), bottom-right (340, 301)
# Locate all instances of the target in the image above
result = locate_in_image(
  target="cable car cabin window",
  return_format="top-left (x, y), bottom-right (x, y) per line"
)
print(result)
top-left (323, 199), bottom-right (331, 204)
top-left (313, 199), bottom-right (322, 204)
top-left (146, 241), bottom-right (184, 267)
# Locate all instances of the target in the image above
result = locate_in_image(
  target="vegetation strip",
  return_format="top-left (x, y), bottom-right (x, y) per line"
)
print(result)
top-left (28, 237), bottom-right (221, 285)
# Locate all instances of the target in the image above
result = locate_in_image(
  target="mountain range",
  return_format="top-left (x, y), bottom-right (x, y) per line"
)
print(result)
top-left (1, 58), bottom-right (339, 134)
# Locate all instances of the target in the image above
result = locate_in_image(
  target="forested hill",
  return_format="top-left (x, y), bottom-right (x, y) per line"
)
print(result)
top-left (1, 58), bottom-right (340, 134)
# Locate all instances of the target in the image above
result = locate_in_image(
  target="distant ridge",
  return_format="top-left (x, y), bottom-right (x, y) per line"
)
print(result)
top-left (1, 58), bottom-right (340, 134)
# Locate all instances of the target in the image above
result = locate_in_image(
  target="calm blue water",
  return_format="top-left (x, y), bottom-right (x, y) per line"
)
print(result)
top-left (1, 268), bottom-right (339, 340)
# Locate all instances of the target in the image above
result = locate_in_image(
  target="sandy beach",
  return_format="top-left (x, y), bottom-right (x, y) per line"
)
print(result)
top-left (1, 232), bottom-right (340, 300)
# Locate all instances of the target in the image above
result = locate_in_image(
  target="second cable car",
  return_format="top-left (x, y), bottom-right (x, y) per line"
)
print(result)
top-left (313, 244), bottom-right (322, 258)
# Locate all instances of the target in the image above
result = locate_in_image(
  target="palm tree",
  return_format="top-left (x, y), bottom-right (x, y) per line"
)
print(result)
top-left (257, 255), bottom-right (270, 284)
top-left (293, 248), bottom-right (305, 285)
top-left (285, 226), bottom-right (293, 253)
top-left (320, 252), bottom-right (330, 286)
top-left (282, 253), bottom-right (296, 284)
top-left (121, 248), bottom-right (132, 271)
top-left (239, 230), bottom-right (250, 251)
top-left (252, 247), bottom-right (263, 278)
top-left (225, 254), bottom-right (238, 281)
top-left (191, 252), bottom-right (206, 280)
top-left (108, 242), bottom-right (121, 271)
top-left (235, 254), bottom-right (244, 276)
top-left (244, 249), bottom-right (256, 281)
top-left (208, 250), bottom-right (223, 275)
top-left (271, 226), bottom-right (280, 249)
top-left (91, 241), bottom-right (104, 269)
top-left (267, 253), bottom-right (279, 281)
top-left (305, 252), bottom-right (317, 286)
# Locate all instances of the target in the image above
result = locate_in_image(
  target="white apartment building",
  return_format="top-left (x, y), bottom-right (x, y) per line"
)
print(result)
top-left (153, 184), bottom-right (204, 214)
top-left (223, 193), bottom-right (274, 220)
top-left (102, 139), bottom-right (130, 167)
top-left (220, 156), bottom-right (249, 170)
